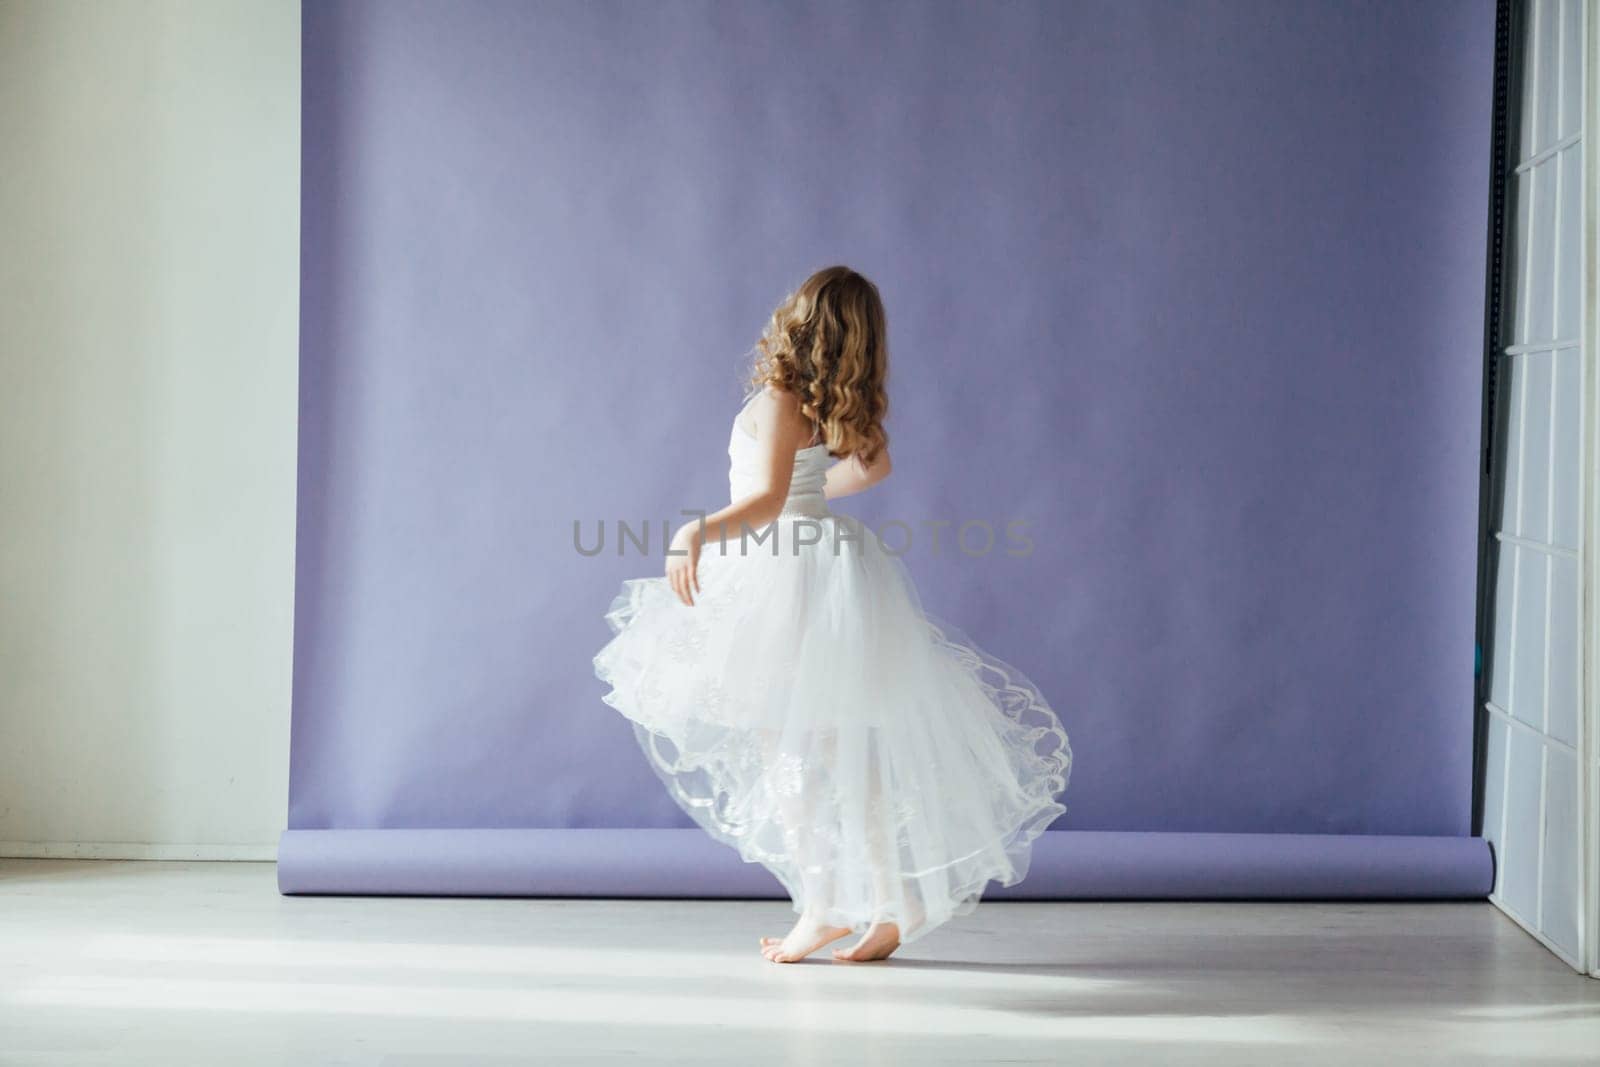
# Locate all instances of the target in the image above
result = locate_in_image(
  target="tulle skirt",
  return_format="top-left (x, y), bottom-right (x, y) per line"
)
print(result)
top-left (592, 512), bottom-right (1072, 944)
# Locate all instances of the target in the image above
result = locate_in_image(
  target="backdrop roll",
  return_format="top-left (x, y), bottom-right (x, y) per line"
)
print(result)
top-left (278, 829), bottom-right (1493, 899)
top-left (285, 0), bottom-right (1495, 897)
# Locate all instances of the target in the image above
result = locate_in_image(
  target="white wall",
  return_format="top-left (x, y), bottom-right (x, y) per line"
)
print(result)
top-left (0, 0), bottom-right (300, 858)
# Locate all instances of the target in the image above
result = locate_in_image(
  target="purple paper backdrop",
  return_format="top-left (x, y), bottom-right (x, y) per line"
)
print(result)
top-left (279, 829), bottom-right (1493, 900)
top-left (290, 0), bottom-right (1493, 850)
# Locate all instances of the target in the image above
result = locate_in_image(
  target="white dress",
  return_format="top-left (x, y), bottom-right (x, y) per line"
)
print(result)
top-left (593, 399), bottom-right (1072, 944)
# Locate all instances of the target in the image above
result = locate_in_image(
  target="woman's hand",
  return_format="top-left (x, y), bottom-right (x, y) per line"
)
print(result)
top-left (666, 522), bottom-right (702, 606)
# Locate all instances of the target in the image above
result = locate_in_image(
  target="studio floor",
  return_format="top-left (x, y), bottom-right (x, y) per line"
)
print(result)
top-left (0, 860), bottom-right (1596, 1065)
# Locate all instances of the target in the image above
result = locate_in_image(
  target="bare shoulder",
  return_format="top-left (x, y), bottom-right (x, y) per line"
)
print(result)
top-left (757, 383), bottom-right (803, 415)
top-left (751, 384), bottom-right (807, 435)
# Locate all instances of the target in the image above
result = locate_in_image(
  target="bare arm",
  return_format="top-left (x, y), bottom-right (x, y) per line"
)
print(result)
top-left (696, 389), bottom-right (808, 541)
top-left (824, 447), bottom-right (892, 500)
top-left (665, 388), bottom-right (809, 605)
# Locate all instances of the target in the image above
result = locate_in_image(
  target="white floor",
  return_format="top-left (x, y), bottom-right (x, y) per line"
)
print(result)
top-left (1, 860), bottom-right (1596, 1065)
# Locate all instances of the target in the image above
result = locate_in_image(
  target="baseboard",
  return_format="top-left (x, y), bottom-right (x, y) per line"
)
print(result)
top-left (0, 841), bottom-right (279, 861)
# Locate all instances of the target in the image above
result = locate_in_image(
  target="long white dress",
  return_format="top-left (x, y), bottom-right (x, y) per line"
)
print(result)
top-left (593, 399), bottom-right (1072, 944)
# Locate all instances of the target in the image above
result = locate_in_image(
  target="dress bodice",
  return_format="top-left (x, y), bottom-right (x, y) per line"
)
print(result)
top-left (728, 417), bottom-right (832, 518)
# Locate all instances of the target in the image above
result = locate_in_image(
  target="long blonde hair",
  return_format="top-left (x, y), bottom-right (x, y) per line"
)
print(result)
top-left (748, 266), bottom-right (889, 463)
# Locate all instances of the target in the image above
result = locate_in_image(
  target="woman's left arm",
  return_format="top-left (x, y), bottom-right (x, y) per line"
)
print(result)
top-left (823, 447), bottom-right (892, 499)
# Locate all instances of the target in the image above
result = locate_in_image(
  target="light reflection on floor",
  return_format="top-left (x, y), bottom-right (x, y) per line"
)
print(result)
top-left (1, 860), bottom-right (1597, 1066)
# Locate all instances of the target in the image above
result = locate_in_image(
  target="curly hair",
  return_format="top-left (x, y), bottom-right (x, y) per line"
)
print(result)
top-left (747, 266), bottom-right (889, 464)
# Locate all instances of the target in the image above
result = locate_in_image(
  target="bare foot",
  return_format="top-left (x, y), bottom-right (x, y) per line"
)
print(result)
top-left (831, 921), bottom-right (901, 962)
top-left (759, 914), bottom-right (853, 963)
